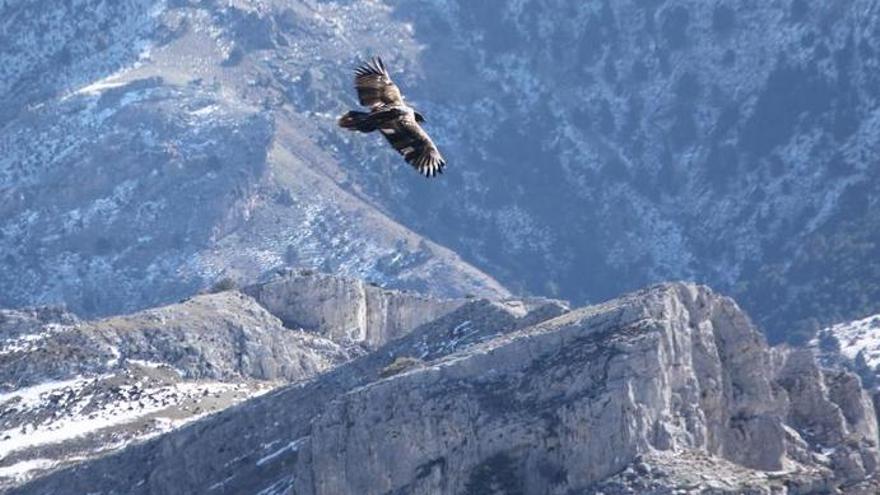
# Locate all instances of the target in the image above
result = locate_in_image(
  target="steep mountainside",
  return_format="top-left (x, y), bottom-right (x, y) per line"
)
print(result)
top-left (354, 0), bottom-right (880, 342)
top-left (2, 0), bottom-right (879, 341)
top-left (0, 0), bottom-right (509, 317)
top-left (11, 283), bottom-right (880, 494)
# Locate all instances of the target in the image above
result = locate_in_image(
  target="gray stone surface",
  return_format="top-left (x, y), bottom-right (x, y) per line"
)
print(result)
top-left (1, 290), bottom-right (357, 389)
top-left (0, 289), bottom-right (357, 489)
top-left (244, 268), bottom-right (465, 349)
top-left (11, 283), bottom-right (879, 494)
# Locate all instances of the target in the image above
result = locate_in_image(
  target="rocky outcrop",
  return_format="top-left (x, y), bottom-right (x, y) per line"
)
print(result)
top-left (243, 269), bottom-right (568, 350)
top-left (0, 270), bottom-right (539, 489)
top-left (775, 349), bottom-right (880, 483)
top-left (0, 290), bottom-right (356, 489)
top-left (6, 291), bottom-right (562, 494)
top-left (290, 283), bottom-right (814, 493)
top-left (809, 315), bottom-right (880, 479)
top-left (1, 291), bottom-right (357, 390)
top-left (13, 283), bottom-right (879, 494)
top-left (243, 269), bottom-right (465, 349)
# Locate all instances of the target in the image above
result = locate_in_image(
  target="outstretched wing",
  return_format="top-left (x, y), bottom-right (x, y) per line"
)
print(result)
top-left (380, 115), bottom-right (446, 177)
top-left (354, 57), bottom-right (404, 109)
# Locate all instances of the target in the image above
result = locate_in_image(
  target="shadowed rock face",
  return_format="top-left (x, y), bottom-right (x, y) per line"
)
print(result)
top-left (11, 283), bottom-right (879, 494)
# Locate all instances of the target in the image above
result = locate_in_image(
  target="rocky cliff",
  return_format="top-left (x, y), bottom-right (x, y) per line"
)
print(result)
top-left (0, 289), bottom-right (351, 489)
top-left (243, 268), bottom-right (465, 349)
top-left (9, 283), bottom-right (879, 494)
top-left (0, 270), bottom-right (478, 489)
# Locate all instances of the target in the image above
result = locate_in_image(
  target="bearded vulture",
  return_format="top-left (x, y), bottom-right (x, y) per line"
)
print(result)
top-left (338, 57), bottom-right (446, 177)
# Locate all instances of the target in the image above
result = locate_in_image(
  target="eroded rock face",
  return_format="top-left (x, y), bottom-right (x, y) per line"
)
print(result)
top-left (0, 290), bottom-right (356, 489)
top-left (13, 283), bottom-right (879, 494)
top-left (7, 292), bottom-right (564, 494)
top-left (776, 349), bottom-right (880, 483)
top-left (292, 284), bottom-right (794, 494)
top-left (243, 269), bottom-right (464, 348)
top-left (1, 291), bottom-right (357, 389)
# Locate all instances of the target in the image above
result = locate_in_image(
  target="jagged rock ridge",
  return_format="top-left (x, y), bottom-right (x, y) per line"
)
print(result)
top-left (0, 271), bottom-right (470, 489)
top-left (10, 283), bottom-right (879, 494)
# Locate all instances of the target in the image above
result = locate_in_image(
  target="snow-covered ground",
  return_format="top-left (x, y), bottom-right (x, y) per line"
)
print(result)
top-left (0, 458), bottom-right (57, 485)
top-left (0, 368), bottom-right (275, 488)
top-left (812, 313), bottom-right (880, 368)
top-left (0, 377), bottom-right (268, 458)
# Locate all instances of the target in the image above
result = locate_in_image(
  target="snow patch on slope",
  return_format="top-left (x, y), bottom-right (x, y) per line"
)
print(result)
top-left (813, 314), bottom-right (880, 368)
top-left (0, 380), bottom-right (248, 457)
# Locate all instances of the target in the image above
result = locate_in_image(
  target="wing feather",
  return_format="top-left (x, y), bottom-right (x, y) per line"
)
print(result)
top-left (353, 57), bottom-right (404, 108)
top-left (380, 116), bottom-right (446, 177)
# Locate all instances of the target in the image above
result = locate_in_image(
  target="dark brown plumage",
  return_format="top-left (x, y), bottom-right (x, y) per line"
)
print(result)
top-left (338, 57), bottom-right (446, 178)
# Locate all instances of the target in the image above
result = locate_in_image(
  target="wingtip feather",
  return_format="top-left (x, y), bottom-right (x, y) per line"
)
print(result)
top-left (354, 56), bottom-right (386, 78)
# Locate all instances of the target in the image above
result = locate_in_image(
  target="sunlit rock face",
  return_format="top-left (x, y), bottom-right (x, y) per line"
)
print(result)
top-left (0, 269), bottom-right (552, 490)
top-left (12, 283), bottom-right (880, 494)
top-left (1, 1), bottom-right (877, 334)
top-left (243, 269), bottom-right (466, 349)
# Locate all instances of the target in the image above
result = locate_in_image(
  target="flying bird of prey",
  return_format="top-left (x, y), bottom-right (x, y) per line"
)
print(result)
top-left (338, 57), bottom-right (446, 177)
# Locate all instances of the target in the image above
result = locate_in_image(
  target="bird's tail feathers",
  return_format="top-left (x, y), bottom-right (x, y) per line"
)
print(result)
top-left (338, 111), bottom-right (375, 132)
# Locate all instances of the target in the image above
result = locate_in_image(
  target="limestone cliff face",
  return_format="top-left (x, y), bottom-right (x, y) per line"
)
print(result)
top-left (243, 269), bottom-right (465, 349)
top-left (290, 283), bottom-right (865, 494)
top-left (776, 349), bottom-right (880, 483)
top-left (13, 283), bottom-right (880, 494)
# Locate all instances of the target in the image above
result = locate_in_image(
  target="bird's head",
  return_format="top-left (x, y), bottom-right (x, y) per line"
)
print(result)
top-left (414, 111), bottom-right (426, 123)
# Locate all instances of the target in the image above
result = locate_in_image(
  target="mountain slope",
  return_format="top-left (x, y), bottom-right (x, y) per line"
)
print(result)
top-left (0, 290), bottom-right (351, 490)
top-left (3, 0), bottom-right (879, 341)
top-left (366, 0), bottom-right (880, 342)
top-left (0, 0), bottom-right (509, 317)
top-left (0, 270), bottom-right (477, 489)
